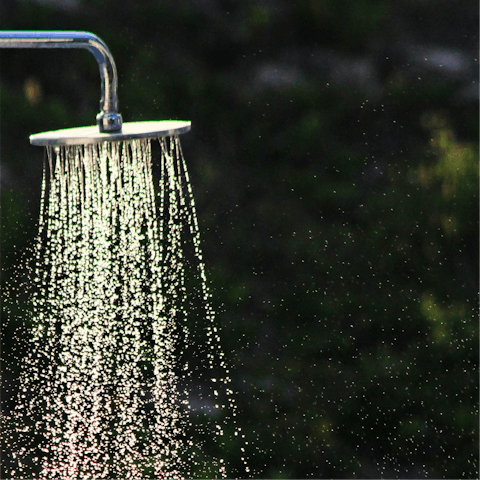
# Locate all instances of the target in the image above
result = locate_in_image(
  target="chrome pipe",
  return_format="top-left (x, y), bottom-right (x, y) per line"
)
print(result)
top-left (0, 31), bottom-right (122, 132)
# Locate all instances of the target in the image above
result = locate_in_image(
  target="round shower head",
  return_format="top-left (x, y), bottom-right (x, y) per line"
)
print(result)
top-left (30, 120), bottom-right (191, 146)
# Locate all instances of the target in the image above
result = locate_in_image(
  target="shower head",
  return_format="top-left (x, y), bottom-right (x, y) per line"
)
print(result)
top-left (0, 31), bottom-right (191, 145)
top-left (30, 121), bottom-right (191, 146)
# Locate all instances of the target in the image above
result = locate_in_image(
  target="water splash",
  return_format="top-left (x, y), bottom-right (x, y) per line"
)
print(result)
top-left (3, 137), bottom-right (248, 479)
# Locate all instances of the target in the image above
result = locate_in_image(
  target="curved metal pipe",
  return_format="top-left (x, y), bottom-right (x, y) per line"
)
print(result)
top-left (0, 31), bottom-right (122, 132)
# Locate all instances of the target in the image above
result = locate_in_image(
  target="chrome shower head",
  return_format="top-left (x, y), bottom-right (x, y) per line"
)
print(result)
top-left (30, 121), bottom-right (191, 146)
top-left (0, 31), bottom-right (191, 144)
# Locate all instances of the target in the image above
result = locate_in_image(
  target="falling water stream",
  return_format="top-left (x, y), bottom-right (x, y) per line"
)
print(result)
top-left (4, 137), bottom-right (247, 479)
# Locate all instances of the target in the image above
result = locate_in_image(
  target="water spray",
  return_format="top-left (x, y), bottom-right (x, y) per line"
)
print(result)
top-left (0, 31), bottom-right (191, 144)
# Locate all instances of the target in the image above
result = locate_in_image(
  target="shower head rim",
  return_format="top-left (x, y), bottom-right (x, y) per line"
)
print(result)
top-left (30, 120), bottom-right (191, 146)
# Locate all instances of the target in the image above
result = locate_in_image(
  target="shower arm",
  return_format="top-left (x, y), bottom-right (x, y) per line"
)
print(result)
top-left (0, 31), bottom-right (122, 132)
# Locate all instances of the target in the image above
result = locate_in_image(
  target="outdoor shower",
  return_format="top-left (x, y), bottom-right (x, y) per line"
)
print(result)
top-left (0, 31), bottom-right (191, 143)
top-left (1, 31), bottom-right (246, 479)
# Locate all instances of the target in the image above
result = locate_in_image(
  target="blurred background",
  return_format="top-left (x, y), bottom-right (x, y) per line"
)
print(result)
top-left (0, 0), bottom-right (478, 478)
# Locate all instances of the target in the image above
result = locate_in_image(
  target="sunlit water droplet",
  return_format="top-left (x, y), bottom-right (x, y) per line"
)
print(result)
top-left (3, 137), bottom-right (247, 479)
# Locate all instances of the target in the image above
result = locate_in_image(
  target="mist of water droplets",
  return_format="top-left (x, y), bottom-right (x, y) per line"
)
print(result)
top-left (5, 137), bottom-right (247, 479)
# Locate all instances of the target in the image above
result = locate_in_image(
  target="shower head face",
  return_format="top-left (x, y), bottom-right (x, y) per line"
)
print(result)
top-left (30, 120), bottom-right (191, 146)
